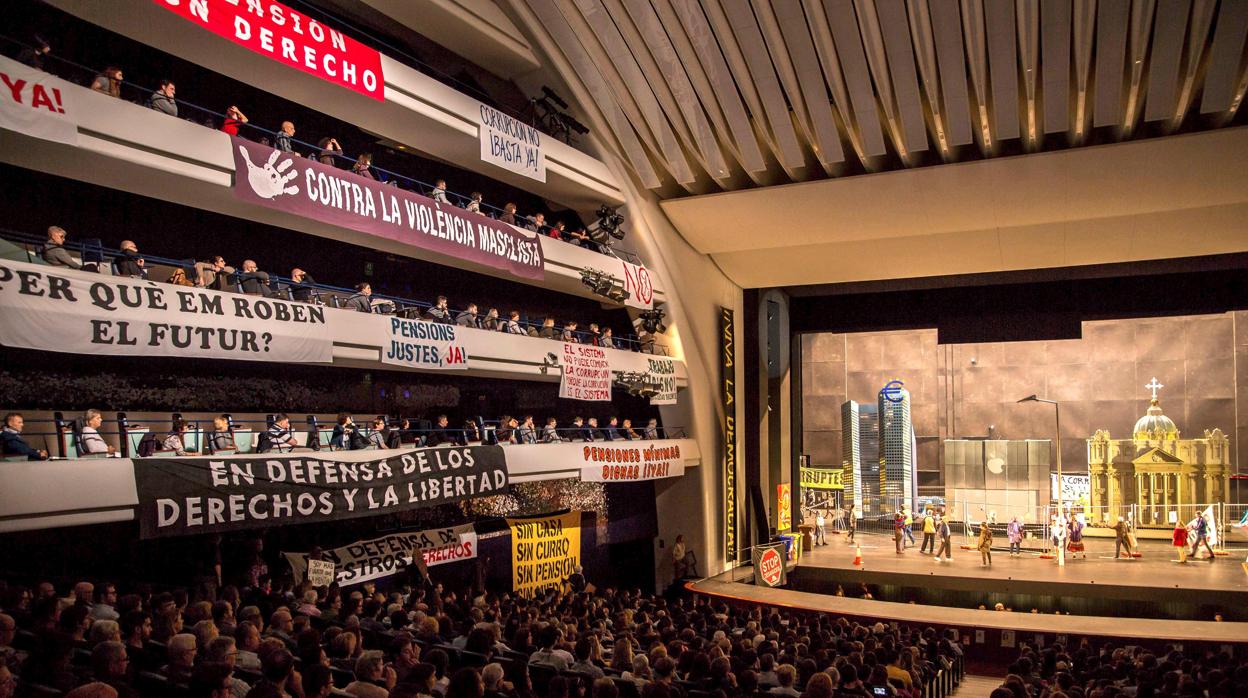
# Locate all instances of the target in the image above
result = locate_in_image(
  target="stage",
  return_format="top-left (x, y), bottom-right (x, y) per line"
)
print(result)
top-left (788, 531), bottom-right (1248, 612)
top-left (688, 532), bottom-right (1248, 664)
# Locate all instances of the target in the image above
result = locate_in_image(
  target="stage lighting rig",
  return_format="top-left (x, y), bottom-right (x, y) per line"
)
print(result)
top-left (530, 86), bottom-right (590, 145)
top-left (578, 267), bottom-right (630, 303)
top-left (635, 307), bottom-right (667, 334)
top-left (587, 204), bottom-right (627, 252)
top-left (614, 370), bottom-right (662, 399)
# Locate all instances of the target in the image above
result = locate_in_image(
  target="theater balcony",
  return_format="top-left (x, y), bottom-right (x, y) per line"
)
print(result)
top-left (43, 0), bottom-right (624, 212)
top-left (0, 436), bottom-right (702, 535)
top-left (0, 59), bottom-right (664, 309)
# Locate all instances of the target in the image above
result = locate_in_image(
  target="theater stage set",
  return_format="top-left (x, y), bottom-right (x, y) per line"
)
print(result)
top-left (689, 531), bottom-right (1248, 666)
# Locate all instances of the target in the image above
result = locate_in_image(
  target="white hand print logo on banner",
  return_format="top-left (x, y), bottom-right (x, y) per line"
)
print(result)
top-left (239, 146), bottom-right (299, 200)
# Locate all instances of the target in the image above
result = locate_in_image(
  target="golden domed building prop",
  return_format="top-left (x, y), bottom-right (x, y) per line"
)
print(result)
top-left (1086, 378), bottom-right (1230, 527)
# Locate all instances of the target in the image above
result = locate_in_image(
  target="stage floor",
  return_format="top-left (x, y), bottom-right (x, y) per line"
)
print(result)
top-left (690, 531), bottom-right (1248, 645)
top-left (797, 531), bottom-right (1248, 602)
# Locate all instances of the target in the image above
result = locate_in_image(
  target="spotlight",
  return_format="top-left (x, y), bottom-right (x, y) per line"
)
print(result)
top-left (635, 307), bottom-right (667, 334)
top-left (579, 267), bottom-right (630, 303)
top-left (530, 86), bottom-right (590, 144)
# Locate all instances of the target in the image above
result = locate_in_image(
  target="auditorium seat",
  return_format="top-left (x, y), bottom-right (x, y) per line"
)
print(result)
top-left (610, 678), bottom-right (640, 698)
top-left (19, 683), bottom-right (63, 698)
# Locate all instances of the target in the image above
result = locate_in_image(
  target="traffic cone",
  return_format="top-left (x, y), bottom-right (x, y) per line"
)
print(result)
top-left (852, 545), bottom-right (863, 566)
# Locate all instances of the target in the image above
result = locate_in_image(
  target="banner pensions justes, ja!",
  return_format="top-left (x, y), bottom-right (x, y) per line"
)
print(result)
top-left (153, 0), bottom-right (385, 100)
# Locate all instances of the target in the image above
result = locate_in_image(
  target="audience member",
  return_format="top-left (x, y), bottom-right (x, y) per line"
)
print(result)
top-left (2, 412), bottom-right (49, 460)
top-left (499, 203), bottom-right (518, 226)
top-left (263, 414), bottom-right (300, 453)
top-left (286, 268), bottom-right (318, 303)
top-left (466, 192), bottom-right (483, 214)
top-left (17, 35), bottom-right (51, 70)
top-left (147, 79), bottom-right (178, 116)
top-left (455, 304), bottom-right (480, 328)
top-left (79, 408), bottom-right (116, 455)
top-left (163, 418), bottom-right (191, 456)
top-left (232, 260), bottom-right (272, 296)
top-left (317, 137), bottom-right (343, 167)
top-left (90, 66), bottom-right (123, 98)
top-left (430, 180), bottom-right (450, 205)
top-left (275, 121), bottom-right (298, 156)
top-left (561, 321), bottom-right (579, 343)
top-left (221, 105), bottom-right (249, 136)
top-left (113, 240), bottom-right (146, 278)
top-left (426, 296), bottom-right (452, 324)
top-left (352, 153), bottom-right (375, 180)
top-left (41, 225), bottom-right (82, 269)
top-left (344, 283), bottom-right (374, 313)
top-left (194, 256), bottom-right (233, 289)
top-left (541, 417), bottom-right (563, 443)
top-left (504, 311), bottom-right (525, 335)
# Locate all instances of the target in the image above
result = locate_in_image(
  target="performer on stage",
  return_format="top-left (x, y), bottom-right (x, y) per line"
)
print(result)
top-left (920, 509), bottom-right (936, 554)
top-left (934, 516), bottom-right (952, 562)
top-left (1190, 512), bottom-right (1215, 561)
top-left (1007, 516), bottom-right (1023, 557)
top-left (845, 504), bottom-right (856, 543)
top-left (893, 509), bottom-right (904, 554)
top-left (1113, 516), bottom-right (1134, 560)
top-left (1067, 516), bottom-right (1086, 560)
top-left (902, 506), bottom-right (915, 548)
top-left (814, 509), bottom-right (827, 546)
top-left (1172, 520), bottom-right (1189, 564)
top-left (977, 521), bottom-right (993, 566)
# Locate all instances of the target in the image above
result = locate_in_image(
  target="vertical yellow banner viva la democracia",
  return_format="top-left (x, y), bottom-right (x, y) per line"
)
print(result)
top-left (507, 511), bottom-right (581, 598)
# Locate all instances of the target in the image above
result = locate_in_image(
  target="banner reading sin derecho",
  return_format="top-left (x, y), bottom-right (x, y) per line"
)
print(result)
top-left (231, 137), bottom-right (544, 281)
top-left (508, 511), bottom-right (581, 598)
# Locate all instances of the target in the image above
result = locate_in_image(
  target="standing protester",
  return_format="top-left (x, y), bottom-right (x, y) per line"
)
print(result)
top-left (977, 521), bottom-right (993, 566)
top-left (845, 504), bottom-right (856, 544)
top-left (902, 506), bottom-right (915, 549)
top-left (1067, 516), bottom-right (1087, 560)
top-left (1172, 520), bottom-right (1189, 564)
top-left (1007, 516), bottom-right (1023, 557)
top-left (920, 509), bottom-right (936, 554)
top-left (934, 516), bottom-right (952, 562)
top-left (1114, 516), bottom-right (1134, 560)
top-left (1190, 512), bottom-right (1215, 561)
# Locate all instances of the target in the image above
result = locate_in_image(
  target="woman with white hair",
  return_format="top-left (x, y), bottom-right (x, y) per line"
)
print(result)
top-left (621, 653), bottom-right (651, 688)
top-left (87, 620), bottom-right (121, 647)
top-left (80, 409), bottom-right (115, 455)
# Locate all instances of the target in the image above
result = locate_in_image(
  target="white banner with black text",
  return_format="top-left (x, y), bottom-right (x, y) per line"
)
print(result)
top-left (284, 523), bottom-right (478, 587)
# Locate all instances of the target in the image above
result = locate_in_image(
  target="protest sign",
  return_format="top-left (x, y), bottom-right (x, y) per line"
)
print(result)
top-left (135, 446), bottom-right (507, 538)
top-left (153, 0), bottom-right (385, 100)
top-left (232, 137), bottom-right (544, 280)
top-left (479, 104), bottom-right (545, 182)
top-left (0, 55), bottom-right (77, 145)
top-left (380, 317), bottom-right (469, 370)
top-left (285, 523), bottom-right (477, 586)
top-left (305, 560), bottom-right (335, 586)
top-left (508, 511), bottom-right (581, 598)
top-left (799, 467), bottom-right (844, 490)
top-left (0, 260), bottom-right (332, 363)
top-left (558, 343), bottom-right (611, 401)
top-left (646, 356), bottom-right (677, 405)
top-left (577, 442), bottom-right (685, 483)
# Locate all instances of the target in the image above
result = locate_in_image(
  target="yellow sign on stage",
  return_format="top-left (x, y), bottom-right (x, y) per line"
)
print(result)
top-left (800, 466), bottom-right (845, 490)
top-left (777, 483), bottom-right (792, 532)
top-left (507, 511), bottom-right (581, 598)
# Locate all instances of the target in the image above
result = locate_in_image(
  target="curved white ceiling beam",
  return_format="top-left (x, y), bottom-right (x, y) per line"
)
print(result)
top-left (769, 0), bottom-right (846, 171)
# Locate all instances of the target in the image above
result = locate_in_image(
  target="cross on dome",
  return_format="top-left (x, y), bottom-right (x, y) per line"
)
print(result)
top-left (1145, 377), bottom-right (1164, 400)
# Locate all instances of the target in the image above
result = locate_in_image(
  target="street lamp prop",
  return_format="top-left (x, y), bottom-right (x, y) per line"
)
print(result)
top-left (1018, 394), bottom-right (1065, 567)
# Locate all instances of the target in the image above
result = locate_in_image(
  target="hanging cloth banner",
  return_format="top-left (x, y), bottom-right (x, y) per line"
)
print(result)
top-left (152, 0), bottom-right (386, 100)
top-left (231, 137), bottom-right (545, 281)
top-left (0, 259), bottom-right (332, 363)
top-left (0, 55), bottom-right (77, 145)
top-left (558, 342), bottom-right (612, 401)
top-left (507, 511), bottom-right (581, 598)
top-left (284, 522), bottom-right (477, 587)
top-left (135, 446), bottom-right (508, 539)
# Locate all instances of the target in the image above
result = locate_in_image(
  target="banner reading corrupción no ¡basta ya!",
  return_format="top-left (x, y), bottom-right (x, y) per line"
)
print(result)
top-left (0, 259), bottom-right (333, 363)
top-left (231, 137), bottom-right (545, 281)
top-left (135, 446), bottom-right (508, 539)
